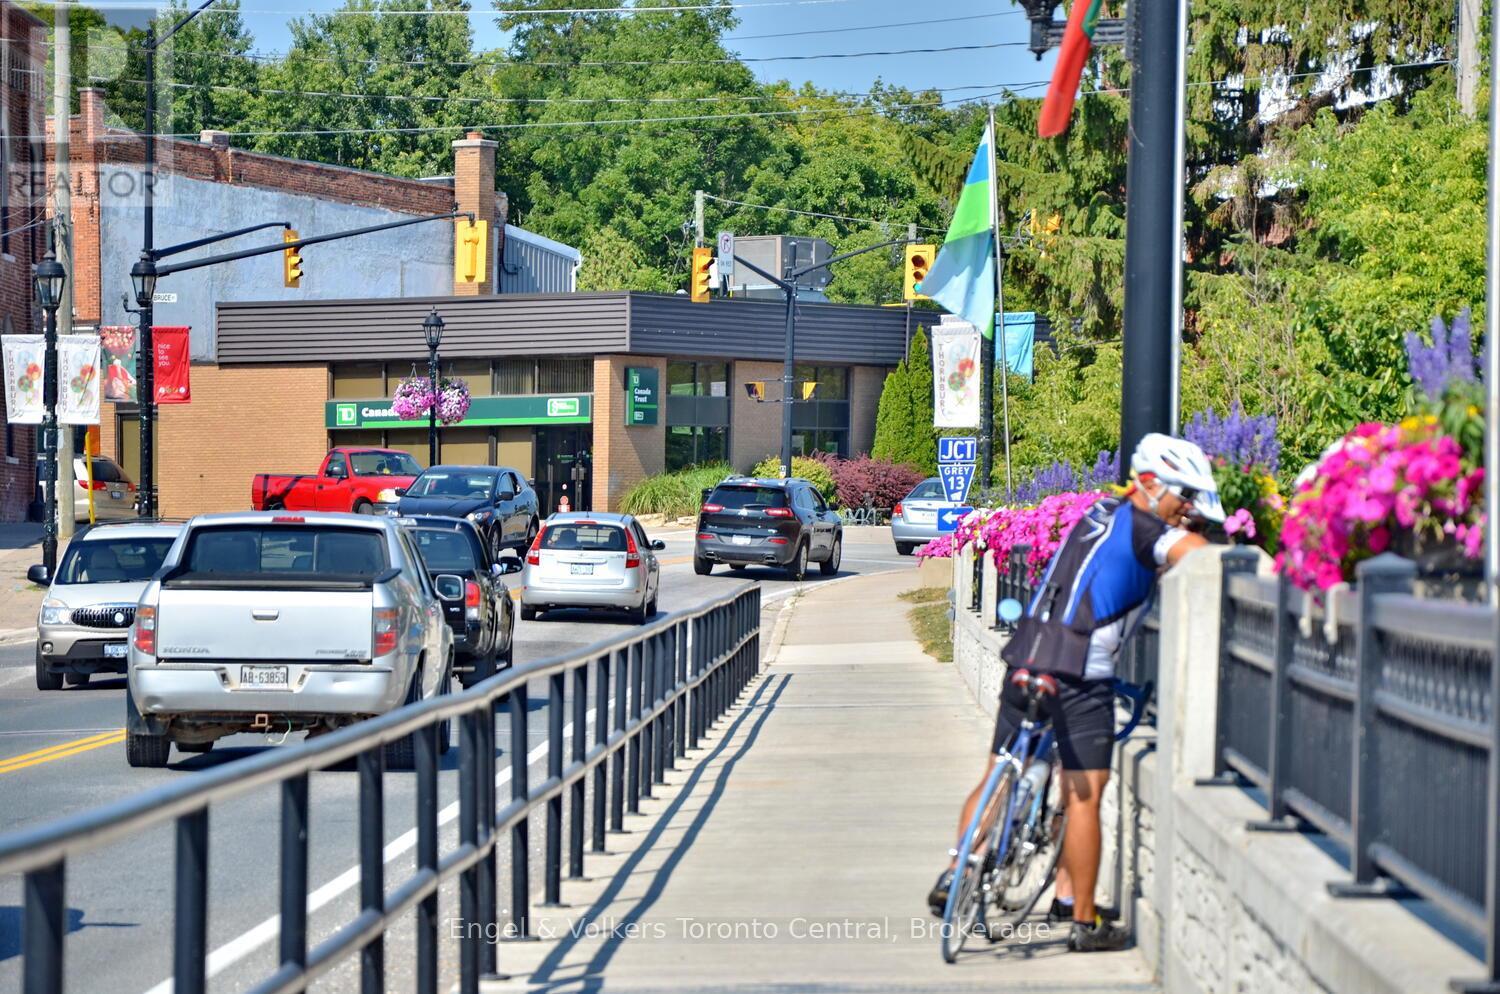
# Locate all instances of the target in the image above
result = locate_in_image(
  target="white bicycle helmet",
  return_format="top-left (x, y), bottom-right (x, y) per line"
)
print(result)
top-left (1130, 432), bottom-right (1226, 523)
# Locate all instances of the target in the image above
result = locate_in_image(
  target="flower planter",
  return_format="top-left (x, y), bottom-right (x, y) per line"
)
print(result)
top-left (1390, 530), bottom-right (1485, 602)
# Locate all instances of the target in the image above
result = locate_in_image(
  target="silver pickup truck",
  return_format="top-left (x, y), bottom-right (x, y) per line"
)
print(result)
top-left (126, 511), bottom-right (457, 769)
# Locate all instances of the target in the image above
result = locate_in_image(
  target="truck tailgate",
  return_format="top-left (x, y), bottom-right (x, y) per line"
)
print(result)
top-left (156, 588), bottom-right (374, 661)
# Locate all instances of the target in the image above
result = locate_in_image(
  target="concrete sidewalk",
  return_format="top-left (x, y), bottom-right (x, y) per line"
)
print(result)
top-left (490, 569), bottom-right (1156, 993)
top-left (0, 522), bottom-right (44, 641)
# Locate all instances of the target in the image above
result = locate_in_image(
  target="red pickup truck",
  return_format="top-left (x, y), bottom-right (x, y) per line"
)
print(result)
top-left (251, 447), bottom-right (422, 513)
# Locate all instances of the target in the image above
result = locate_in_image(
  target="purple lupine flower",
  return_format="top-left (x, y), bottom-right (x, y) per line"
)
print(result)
top-left (1406, 309), bottom-right (1479, 400)
top-left (1184, 403), bottom-right (1279, 474)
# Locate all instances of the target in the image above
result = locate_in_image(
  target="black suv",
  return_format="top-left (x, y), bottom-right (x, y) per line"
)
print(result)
top-left (693, 477), bottom-right (842, 580)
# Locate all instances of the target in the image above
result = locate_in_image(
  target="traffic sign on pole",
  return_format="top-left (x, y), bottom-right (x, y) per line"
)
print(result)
top-left (937, 435), bottom-right (978, 503)
top-left (938, 436), bottom-right (978, 464)
top-left (937, 506), bottom-right (974, 533)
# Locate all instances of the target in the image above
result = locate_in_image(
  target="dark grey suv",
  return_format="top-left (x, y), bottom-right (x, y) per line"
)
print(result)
top-left (693, 476), bottom-right (842, 580)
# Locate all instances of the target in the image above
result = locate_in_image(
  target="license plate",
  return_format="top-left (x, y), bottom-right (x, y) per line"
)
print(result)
top-left (730, 535), bottom-right (752, 546)
top-left (240, 665), bottom-right (290, 689)
top-left (569, 563), bottom-right (594, 575)
top-left (110, 490), bottom-right (123, 500)
top-left (104, 643), bottom-right (127, 658)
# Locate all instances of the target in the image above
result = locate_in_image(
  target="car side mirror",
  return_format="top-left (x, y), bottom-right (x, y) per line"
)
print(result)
top-left (434, 574), bottom-right (465, 601)
top-left (495, 559), bottom-right (523, 576)
top-left (701, 488), bottom-right (713, 502)
top-left (394, 487), bottom-right (407, 497)
top-left (26, 564), bottom-right (49, 586)
top-left (650, 540), bottom-right (666, 551)
top-left (327, 466), bottom-right (346, 479)
top-left (497, 490), bottom-right (516, 502)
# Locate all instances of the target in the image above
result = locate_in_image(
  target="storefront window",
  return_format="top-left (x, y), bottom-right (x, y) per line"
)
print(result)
top-left (666, 425), bottom-right (728, 471)
top-left (494, 359), bottom-right (534, 395)
top-left (332, 362), bottom-right (384, 399)
top-left (793, 429), bottom-right (847, 458)
top-left (538, 358), bottom-right (593, 394)
top-left (793, 364), bottom-right (848, 400)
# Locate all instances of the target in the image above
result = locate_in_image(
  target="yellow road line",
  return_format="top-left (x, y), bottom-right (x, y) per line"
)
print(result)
top-left (0, 729), bottom-right (125, 774)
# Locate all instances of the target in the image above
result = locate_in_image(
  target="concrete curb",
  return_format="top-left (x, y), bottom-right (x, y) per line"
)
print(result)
top-left (763, 595), bottom-right (797, 666)
top-left (0, 627), bottom-right (34, 647)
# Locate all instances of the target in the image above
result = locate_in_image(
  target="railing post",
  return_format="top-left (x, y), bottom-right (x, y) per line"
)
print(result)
top-left (570, 664), bottom-right (587, 877)
top-left (508, 685), bottom-right (533, 938)
top-left (23, 862), bottom-right (65, 994)
top-left (690, 616), bottom-right (704, 747)
top-left (280, 775), bottom-right (310, 986)
top-left (592, 653), bottom-right (610, 852)
top-left (1215, 548), bottom-right (1260, 777)
top-left (413, 725), bottom-right (438, 994)
top-left (655, 631), bottom-right (670, 782)
top-left (674, 622), bottom-right (688, 763)
top-left (1014, 545), bottom-right (1032, 605)
top-left (356, 750), bottom-right (384, 994)
top-left (544, 671), bottom-right (565, 905)
top-left (1485, 597), bottom-right (1500, 986)
top-left (1340, 554), bottom-right (1415, 891)
top-left (628, 642), bottom-right (643, 813)
top-left (1266, 572), bottom-right (1294, 821)
top-left (458, 711), bottom-right (479, 990)
top-left (611, 647), bottom-right (627, 832)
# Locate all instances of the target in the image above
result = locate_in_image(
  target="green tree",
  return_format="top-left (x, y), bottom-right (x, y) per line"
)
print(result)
top-left (873, 328), bottom-right (936, 473)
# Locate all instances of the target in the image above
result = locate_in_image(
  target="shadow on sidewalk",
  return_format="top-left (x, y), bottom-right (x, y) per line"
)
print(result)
top-left (525, 672), bottom-right (792, 993)
top-left (0, 523), bottom-right (42, 553)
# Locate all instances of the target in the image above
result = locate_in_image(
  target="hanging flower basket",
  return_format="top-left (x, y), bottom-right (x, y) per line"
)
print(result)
top-left (392, 375), bottom-right (471, 426)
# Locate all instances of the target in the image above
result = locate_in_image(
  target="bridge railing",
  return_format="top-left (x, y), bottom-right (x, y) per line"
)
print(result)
top-left (1215, 548), bottom-right (1497, 987)
top-left (0, 584), bottom-right (762, 994)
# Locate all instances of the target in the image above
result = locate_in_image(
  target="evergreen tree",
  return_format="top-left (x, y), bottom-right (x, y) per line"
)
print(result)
top-left (872, 328), bottom-right (937, 473)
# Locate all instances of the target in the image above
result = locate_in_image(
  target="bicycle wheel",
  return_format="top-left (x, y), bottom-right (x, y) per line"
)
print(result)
top-left (990, 760), bottom-right (1068, 937)
top-left (941, 764), bottom-right (1016, 963)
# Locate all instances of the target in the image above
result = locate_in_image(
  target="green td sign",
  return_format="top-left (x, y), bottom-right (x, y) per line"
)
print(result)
top-left (624, 367), bottom-right (658, 426)
top-left (326, 393), bottom-right (592, 429)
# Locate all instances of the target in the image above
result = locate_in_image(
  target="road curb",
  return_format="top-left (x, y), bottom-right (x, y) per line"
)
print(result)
top-left (763, 594), bottom-right (797, 666)
top-left (0, 627), bottom-right (34, 647)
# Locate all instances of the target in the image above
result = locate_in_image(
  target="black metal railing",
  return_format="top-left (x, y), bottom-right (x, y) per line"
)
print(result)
top-left (0, 584), bottom-right (763, 994)
top-left (1117, 601), bottom-right (1161, 702)
top-left (1214, 548), bottom-right (1498, 988)
top-left (970, 549), bottom-right (983, 613)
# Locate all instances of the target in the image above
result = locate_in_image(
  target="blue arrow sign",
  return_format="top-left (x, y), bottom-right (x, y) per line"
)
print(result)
top-left (937, 506), bottom-right (974, 533)
top-left (938, 463), bottom-right (976, 503)
top-left (937, 436), bottom-right (978, 465)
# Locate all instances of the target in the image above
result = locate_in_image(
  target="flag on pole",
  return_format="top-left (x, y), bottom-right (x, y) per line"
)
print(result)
top-left (922, 120), bottom-right (996, 340)
top-left (1038, 0), bottom-right (1104, 138)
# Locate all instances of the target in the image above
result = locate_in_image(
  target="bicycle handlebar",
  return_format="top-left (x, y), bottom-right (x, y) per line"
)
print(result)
top-left (1111, 678), bottom-right (1154, 742)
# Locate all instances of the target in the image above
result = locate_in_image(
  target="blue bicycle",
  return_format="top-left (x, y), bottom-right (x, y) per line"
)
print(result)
top-left (939, 661), bottom-right (1152, 963)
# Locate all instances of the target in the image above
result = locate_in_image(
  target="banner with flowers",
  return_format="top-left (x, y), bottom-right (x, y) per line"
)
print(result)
top-left (58, 334), bottom-right (101, 425)
top-left (2, 334), bottom-right (44, 424)
top-left (932, 318), bottom-right (981, 428)
top-left (100, 325), bottom-right (138, 403)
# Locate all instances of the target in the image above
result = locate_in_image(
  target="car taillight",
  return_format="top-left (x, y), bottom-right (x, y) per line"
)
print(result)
top-left (765, 507), bottom-right (794, 518)
top-left (697, 532), bottom-right (714, 541)
top-left (133, 606), bottom-right (156, 655)
top-left (768, 537), bottom-right (789, 545)
top-left (701, 503), bottom-right (724, 513)
top-left (893, 502), bottom-right (904, 519)
top-left (624, 527), bottom-right (641, 569)
top-left (465, 581), bottom-right (482, 608)
top-left (526, 527), bottom-right (546, 566)
top-left (86, 480), bottom-right (109, 491)
top-left (373, 608), bottom-right (399, 657)
top-left (272, 516), bottom-right (306, 524)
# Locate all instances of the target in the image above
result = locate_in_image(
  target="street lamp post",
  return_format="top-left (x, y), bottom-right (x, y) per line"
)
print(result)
top-left (423, 309), bottom-right (445, 467)
top-left (129, 256), bottom-right (158, 517)
top-left (34, 230), bottom-right (66, 576)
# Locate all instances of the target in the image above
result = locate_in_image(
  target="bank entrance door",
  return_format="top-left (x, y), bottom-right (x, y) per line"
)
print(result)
top-left (534, 427), bottom-right (592, 514)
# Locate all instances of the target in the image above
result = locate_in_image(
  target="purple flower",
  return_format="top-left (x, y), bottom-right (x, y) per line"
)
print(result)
top-left (1012, 449), bottom-right (1118, 505)
top-left (1405, 309), bottom-right (1478, 400)
top-left (1184, 403), bottom-right (1279, 474)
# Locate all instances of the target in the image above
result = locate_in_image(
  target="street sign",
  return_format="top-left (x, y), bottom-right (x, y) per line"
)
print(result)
top-left (717, 231), bottom-right (735, 283)
top-left (152, 292), bottom-right (177, 304)
top-left (938, 463), bottom-right (976, 503)
top-left (937, 435), bottom-right (978, 502)
top-left (937, 506), bottom-right (974, 533)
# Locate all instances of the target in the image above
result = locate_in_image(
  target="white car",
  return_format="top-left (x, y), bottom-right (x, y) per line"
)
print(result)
top-left (72, 456), bottom-right (138, 522)
top-left (520, 513), bottom-right (664, 624)
top-left (30, 521), bottom-right (182, 690)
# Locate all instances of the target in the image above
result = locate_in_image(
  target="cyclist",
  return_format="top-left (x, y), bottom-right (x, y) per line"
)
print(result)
top-left (928, 433), bottom-right (1224, 952)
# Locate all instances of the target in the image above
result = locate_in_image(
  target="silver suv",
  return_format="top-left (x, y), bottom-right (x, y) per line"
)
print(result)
top-left (126, 511), bottom-right (456, 769)
top-left (30, 521), bottom-right (183, 690)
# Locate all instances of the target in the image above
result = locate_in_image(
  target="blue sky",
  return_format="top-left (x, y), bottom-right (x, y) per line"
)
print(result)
top-left (226, 0), bottom-right (1058, 104)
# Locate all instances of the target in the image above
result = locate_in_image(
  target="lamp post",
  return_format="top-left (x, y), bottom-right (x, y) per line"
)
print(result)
top-left (34, 231), bottom-right (66, 576)
top-left (423, 308), bottom-right (445, 467)
top-left (129, 256), bottom-right (158, 516)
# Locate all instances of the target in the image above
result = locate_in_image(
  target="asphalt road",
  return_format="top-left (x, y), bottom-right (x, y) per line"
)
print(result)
top-left (0, 526), bottom-right (914, 993)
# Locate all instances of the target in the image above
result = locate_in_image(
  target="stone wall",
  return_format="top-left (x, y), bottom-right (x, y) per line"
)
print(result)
top-left (949, 544), bottom-right (1487, 994)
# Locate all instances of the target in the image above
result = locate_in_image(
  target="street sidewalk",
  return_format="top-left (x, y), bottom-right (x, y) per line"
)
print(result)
top-left (0, 522), bottom-right (44, 642)
top-left (488, 568), bottom-right (1157, 992)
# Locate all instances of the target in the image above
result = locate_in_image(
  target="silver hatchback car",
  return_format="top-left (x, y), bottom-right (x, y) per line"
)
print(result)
top-left (520, 513), bottom-right (664, 624)
top-left (891, 477), bottom-right (965, 555)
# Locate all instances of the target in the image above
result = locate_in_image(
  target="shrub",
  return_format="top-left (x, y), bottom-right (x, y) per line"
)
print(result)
top-left (619, 462), bottom-right (733, 518)
top-left (821, 455), bottom-right (924, 511)
top-left (750, 455), bottom-right (837, 503)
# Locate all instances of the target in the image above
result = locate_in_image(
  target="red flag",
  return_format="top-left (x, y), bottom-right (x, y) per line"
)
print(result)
top-left (153, 327), bottom-right (191, 405)
top-left (1038, 0), bottom-right (1104, 138)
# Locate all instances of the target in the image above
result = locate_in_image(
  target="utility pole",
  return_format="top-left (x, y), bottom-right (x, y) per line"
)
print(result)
top-left (53, 0), bottom-right (74, 538)
top-left (1118, 0), bottom-right (1188, 478)
top-left (1458, 0), bottom-right (1480, 117)
top-left (694, 190), bottom-right (705, 247)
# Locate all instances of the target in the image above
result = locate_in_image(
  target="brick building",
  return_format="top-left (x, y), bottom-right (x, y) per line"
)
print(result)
top-left (0, 1), bottom-right (43, 521)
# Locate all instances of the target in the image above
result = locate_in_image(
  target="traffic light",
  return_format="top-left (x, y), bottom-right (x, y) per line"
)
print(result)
top-left (282, 229), bottom-right (302, 288)
top-left (690, 246), bottom-right (713, 303)
top-left (800, 381), bottom-right (818, 400)
top-left (454, 217), bottom-right (489, 284)
top-left (1028, 211), bottom-right (1061, 255)
top-left (904, 244), bottom-right (934, 301)
top-left (744, 381), bottom-right (766, 402)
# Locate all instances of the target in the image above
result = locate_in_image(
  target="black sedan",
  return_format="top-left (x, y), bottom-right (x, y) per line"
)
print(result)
top-left (400, 515), bottom-right (522, 687)
top-left (395, 465), bottom-right (540, 560)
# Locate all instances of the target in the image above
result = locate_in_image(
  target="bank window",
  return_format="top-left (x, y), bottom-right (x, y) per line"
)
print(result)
top-left (666, 425), bottom-right (728, 471)
top-left (793, 364), bottom-right (848, 401)
top-left (667, 361), bottom-right (726, 397)
top-left (538, 358), bottom-right (593, 394)
top-left (793, 429), bottom-right (846, 458)
top-left (332, 363), bottom-right (384, 399)
top-left (494, 359), bottom-right (534, 395)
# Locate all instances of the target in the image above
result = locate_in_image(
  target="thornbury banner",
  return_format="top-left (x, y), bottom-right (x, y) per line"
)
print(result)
top-left (931, 315), bottom-right (981, 428)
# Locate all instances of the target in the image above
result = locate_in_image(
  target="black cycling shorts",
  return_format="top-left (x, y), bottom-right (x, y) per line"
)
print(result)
top-left (991, 673), bottom-right (1115, 771)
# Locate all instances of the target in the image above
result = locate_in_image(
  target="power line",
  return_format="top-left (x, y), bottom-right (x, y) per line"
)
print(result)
top-left (701, 192), bottom-right (943, 233)
top-left (77, 0), bottom-right (868, 16)
top-left (724, 10), bottom-right (1023, 41)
